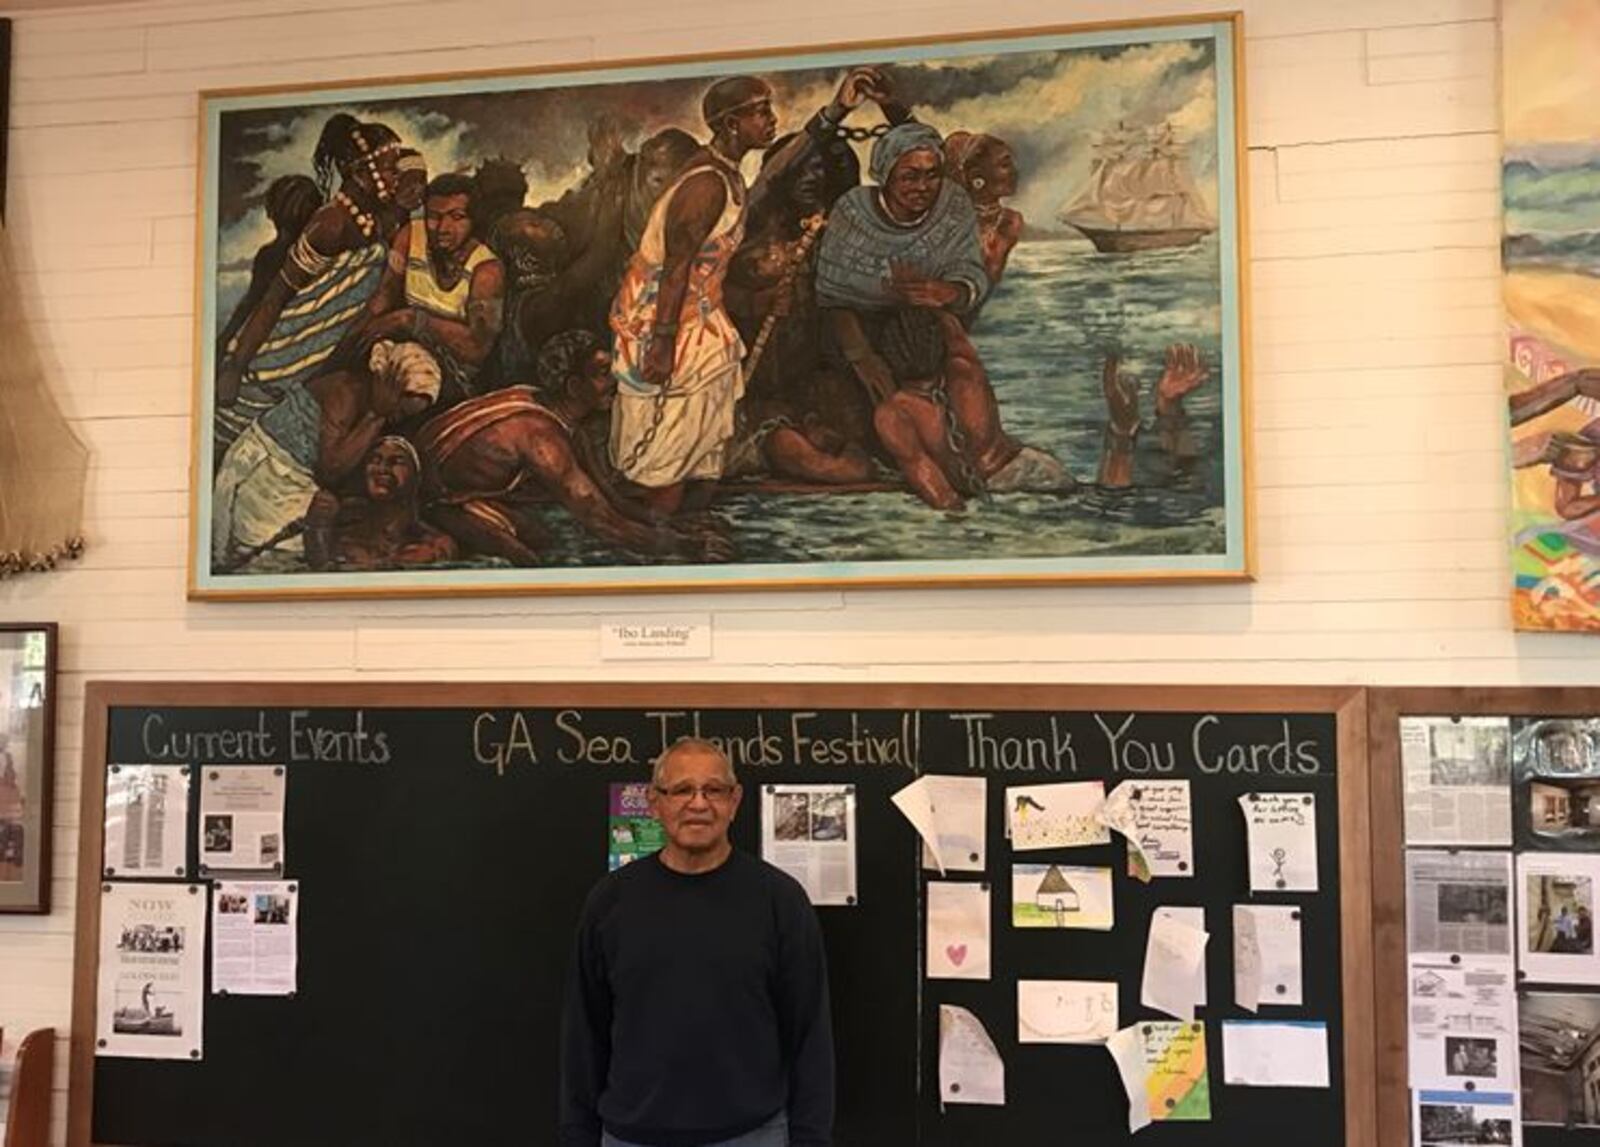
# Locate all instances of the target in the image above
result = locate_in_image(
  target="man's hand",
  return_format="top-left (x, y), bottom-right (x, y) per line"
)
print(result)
top-left (1155, 343), bottom-right (1209, 413)
top-left (1102, 353), bottom-right (1140, 438)
top-left (640, 332), bottom-right (676, 386)
top-left (828, 66), bottom-right (888, 120)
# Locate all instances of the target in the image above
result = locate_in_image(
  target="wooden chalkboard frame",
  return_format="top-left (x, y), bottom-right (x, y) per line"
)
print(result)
top-left (69, 681), bottom-right (1372, 1147)
top-left (1367, 687), bottom-right (1600, 1147)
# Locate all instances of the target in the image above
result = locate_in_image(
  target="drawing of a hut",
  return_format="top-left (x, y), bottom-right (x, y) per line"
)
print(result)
top-left (1035, 865), bottom-right (1080, 925)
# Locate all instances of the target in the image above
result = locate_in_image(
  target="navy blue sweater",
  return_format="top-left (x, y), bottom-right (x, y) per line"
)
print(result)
top-left (559, 849), bottom-right (835, 1147)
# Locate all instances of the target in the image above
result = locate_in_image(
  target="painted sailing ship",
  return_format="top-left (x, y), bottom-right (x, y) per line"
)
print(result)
top-left (1059, 122), bottom-right (1216, 253)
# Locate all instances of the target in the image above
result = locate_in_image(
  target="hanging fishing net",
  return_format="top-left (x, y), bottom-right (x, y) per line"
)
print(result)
top-left (0, 222), bottom-right (88, 577)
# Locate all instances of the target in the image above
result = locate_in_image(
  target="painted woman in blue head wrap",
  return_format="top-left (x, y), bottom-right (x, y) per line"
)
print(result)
top-left (815, 121), bottom-right (1074, 508)
top-left (814, 121), bottom-right (990, 403)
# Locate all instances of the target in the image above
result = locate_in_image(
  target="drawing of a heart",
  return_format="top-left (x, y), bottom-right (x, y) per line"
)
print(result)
top-left (946, 944), bottom-right (968, 966)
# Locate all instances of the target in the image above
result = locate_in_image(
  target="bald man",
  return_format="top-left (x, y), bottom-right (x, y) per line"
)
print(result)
top-left (560, 738), bottom-right (834, 1147)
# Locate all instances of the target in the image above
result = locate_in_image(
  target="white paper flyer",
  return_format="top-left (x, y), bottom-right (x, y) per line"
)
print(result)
top-left (212, 881), bottom-right (300, 996)
top-left (200, 765), bottom-right (287, 874)
top-left (760, 784), bottom-right (858, 906)
top-left (96, 881), bottom-right (206, 1060)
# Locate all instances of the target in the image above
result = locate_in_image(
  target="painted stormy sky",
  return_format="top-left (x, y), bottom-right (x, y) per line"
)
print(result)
top-left (214, 37), bottom-right (1219, 270)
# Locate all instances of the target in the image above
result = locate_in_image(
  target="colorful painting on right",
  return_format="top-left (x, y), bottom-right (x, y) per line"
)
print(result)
top-left (1503, 0), bottom-right (1600, 630)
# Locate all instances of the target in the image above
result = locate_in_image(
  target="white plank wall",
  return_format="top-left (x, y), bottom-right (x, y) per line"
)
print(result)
top-left (0, 0), bottom-right (1550, 1139)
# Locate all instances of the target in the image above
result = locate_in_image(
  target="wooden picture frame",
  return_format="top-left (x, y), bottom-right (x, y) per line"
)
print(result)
top-left (0, 622), bottom-right (57, 913)
top-left (190, 12), bottom-right (1251, 600)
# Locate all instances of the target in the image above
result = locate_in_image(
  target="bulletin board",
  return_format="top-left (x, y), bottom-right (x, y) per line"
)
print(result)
top-left (69, 682), bottom-right (1373, 1147)
top-left (1369, 688), bottom-right (1600, 1147)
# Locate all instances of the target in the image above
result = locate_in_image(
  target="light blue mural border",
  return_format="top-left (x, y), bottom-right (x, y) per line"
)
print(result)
top-left (193, 17), bottom-right (1246, 596)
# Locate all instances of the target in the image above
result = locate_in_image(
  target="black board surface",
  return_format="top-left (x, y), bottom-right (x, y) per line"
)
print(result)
top-left (90, 700), bottom-right (1346, 1147)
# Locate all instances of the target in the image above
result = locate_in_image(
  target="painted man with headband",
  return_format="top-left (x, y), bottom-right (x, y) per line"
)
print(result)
top-left (215, 115), bottom-right (413, 452)
top-left (608, 69), bottom-right (890, 517)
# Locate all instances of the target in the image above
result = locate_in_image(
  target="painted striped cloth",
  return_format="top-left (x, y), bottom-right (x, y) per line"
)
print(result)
top-left (214, 241), bottom-right (387, 452)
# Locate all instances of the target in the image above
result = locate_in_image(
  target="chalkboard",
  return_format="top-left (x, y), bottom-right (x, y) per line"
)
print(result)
top-left (69, 683), bottom-right (1373, 1147)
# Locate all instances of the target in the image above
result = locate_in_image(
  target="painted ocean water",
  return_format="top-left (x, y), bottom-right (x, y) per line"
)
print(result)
top-left (234, 234), bottom-right (1230, 573)
top-left (555, 233), bottom-right (1230, 568)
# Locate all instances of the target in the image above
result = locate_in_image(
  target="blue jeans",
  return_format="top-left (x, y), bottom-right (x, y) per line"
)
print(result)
top-left (602, 1112), bottom-right (788, 1147)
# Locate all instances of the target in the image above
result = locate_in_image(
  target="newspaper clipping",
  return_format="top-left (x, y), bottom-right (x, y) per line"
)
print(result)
top-left (1407, 957), bottom-right (1517, 1092)
top-left (200, 765), bottom-right (286, 874)
top-left (104, 764), bottom-right (191, 878)
top-left (1406, 850), bottom-right (1513, 957)
top-left (761, 784), bottom-right (858, 906)
top-left (212, 880), bottom-right (299, 996)
top-left (96, 882), bottom-right (206, 1060)
top-left (1401, 717), bottom-right (1512, 846)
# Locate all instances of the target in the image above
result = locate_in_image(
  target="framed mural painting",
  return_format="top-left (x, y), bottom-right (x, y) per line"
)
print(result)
top-left (190, 14), bottom-right (1250, 599)
top-left (0, 623), bottom-right (56, 913)
top-left (1504, 0), bottom-right (1600, 630)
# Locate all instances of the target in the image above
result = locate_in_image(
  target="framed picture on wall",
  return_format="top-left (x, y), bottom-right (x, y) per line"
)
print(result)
top-left (0, 623), bottom-right (57, 913)
top-left (190, 13), bottom-right (1250, 599)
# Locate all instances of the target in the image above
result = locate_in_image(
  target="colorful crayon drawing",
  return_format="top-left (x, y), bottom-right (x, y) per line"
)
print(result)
top-left (1011, 863), bottom-right (1114, 930)
top-left (1143, 1021), bottom-right (1211, 1121)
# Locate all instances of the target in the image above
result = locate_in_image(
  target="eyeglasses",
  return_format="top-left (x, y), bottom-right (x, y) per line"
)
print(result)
top-left (653, 782), bottom-right (738, 804)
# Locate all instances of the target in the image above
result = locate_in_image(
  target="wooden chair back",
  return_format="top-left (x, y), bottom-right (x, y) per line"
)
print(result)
top-left (4, 1028), bottom-right (54, 1147)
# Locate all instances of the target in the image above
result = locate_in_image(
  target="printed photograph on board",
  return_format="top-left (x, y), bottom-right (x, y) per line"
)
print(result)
top-left (1526, 873), bottom-right (1594, 955)
top-left (1416, 1099), bottom-right (1515, 1145)
top-left (191, 16), bottom-right (1248, 597)
top-left (253, 892), bottom-right (292, 925)
top-left (1518, 853), bottom-right (1600, 984)
top-left (1443, 1036), bottom-right (1500, 1080)
top-left (773, 792), bottom-right (812, 842)
top-left (1517, 718), bottom-right (1600, 778)
top-left (1521, 992), bottom-right (1600, 1127)
top-left (809, 792), bottom-right (849, 841)
top-left (1515, 718), bottom-right (1600, 851)
top-left (204, 814), bottom-right (233, 854)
